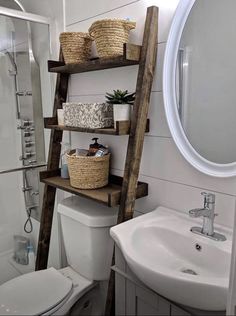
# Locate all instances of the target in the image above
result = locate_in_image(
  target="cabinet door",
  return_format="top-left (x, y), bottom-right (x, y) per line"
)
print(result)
top-left (126, 280), bottom-right (171, 316)
top-left (115, 272), bottom-right (126, 316)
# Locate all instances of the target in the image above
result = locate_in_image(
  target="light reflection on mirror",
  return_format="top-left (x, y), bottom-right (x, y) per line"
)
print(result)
top-left (176, 0), bottom-right (236, 164)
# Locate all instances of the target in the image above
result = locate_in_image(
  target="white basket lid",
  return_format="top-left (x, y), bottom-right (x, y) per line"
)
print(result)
top-left (58, 196), bottom-right (118, 227)
top-left (0, 267), bottom-right (72, 315)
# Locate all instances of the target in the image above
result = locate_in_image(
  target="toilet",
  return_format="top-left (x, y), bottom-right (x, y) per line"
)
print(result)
top-left (0, 196), bottom-right (118, 315)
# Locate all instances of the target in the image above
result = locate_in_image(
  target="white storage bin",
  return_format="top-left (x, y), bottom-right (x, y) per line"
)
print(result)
top-left (63, 102), bottom-right (113, 129)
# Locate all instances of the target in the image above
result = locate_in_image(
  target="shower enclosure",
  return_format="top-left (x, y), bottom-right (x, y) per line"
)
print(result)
top-left (0, 1), bottom-right (52, 284)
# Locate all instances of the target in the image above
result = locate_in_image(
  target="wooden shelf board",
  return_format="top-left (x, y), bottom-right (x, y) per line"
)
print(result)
top-left (44, 117), bottom-right (149, 135)
top-left (40, 170), bottom-right (148, 207)
top-left (48, 43), bottom-right (141, 74)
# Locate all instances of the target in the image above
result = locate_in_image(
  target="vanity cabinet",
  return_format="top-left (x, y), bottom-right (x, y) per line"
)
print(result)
top-left (126, 280), bottom-right (170, 315)
top-left (114, 245), bottom-right (225, 316)
top-left (115, 272), bottom-right (191, 316)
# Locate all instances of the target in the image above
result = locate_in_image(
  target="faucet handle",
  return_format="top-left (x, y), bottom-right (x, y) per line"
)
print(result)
top-left (201, 192), bottom-right (215, 205)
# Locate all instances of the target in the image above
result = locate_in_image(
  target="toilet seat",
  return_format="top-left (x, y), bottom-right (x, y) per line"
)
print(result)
top-left (0, 267), bottom-right (73, 315)
top-left (49, 267), bottom-right (96, 315)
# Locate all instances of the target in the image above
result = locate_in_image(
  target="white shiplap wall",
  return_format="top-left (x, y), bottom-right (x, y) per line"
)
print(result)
top-left (64, 0), bottom-right (236, 229)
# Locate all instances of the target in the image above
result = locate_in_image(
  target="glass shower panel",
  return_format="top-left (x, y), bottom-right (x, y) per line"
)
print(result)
top-left (0, 16), bottom-right (50, 171)
top-left (0, 13), bottom-right (51, 284)
top-left (0, 15), bottom-right (20, 170)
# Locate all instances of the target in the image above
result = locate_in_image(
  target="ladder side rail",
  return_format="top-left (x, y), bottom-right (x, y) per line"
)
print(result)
top-left (105, 6), bottom-right (159, 315)
top-left (36, 50), bottom-right (69, 270)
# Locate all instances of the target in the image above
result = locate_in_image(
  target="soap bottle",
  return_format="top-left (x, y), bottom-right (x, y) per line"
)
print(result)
top-left (60, 142), bottom-right (70, 178)
top-left (88, 138), bottom-right (101, 156)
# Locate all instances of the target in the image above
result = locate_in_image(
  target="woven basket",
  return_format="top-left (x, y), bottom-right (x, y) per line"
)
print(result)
top-left (89, 19), bottom-right (136, 58)
top-left (59, 32), bottom-right (92, 64)
top-left (67, 150), bottom-right (110, 189)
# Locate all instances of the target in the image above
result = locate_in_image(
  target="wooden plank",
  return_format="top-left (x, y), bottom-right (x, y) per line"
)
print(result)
top-left (44, 118), bottom-right (150, 135)
top-left (49, 57), bottom-right (139, 74)
top-left (48, 60), bottom-right (65, 71)
top-left (44, 117), bottom-right (129, 135)
top-left (48, 44), bottom-right (141, 74)
top-left (124, 43), bottom-right (141, 61)
top-left (35, 51), bottom-right (69, 271)
top-left (44, 117), bottom-right (57, 126)
top-left (40, 171), bottom-right (148, 207)
top-left (118, 6), bottom-right (158, 222)
top-left (115, 121), bottom-right (130, 135)
top-left (105, 6), bottom-right (158, 316)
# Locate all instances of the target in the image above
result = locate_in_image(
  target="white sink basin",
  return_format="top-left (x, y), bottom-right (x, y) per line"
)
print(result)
top-left (110, 207), bottom-right (232, 311)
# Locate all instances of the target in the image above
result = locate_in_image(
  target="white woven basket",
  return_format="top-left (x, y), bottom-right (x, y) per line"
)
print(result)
top-left (63, 102), bottom-right (113, 129)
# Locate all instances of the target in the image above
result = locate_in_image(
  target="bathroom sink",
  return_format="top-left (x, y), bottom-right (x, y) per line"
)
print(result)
top-left (110, 207), bottom-right (232, 311)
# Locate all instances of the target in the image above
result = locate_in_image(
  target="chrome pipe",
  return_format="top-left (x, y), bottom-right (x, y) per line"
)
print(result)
top-left (0, 163), bottom-right (47, 175)
top-left (16, 91), bottom-right (32, 97)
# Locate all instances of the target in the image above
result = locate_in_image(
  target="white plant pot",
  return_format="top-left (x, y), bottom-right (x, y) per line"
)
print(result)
top-left (113, 103), bottom-right (131, 127)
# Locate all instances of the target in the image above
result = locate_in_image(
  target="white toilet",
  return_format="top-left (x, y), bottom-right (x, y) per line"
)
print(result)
top-left (0, 196), bottom-right (118, 315)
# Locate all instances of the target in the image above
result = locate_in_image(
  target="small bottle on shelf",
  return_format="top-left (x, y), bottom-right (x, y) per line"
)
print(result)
top-left (60, 142), bottom-right (71, 179)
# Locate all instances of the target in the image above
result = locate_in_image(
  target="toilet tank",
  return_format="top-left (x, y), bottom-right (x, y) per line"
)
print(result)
top-left (57, 196), bottom-right (118, 281)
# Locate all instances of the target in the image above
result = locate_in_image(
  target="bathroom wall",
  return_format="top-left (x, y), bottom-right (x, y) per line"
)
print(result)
top-left (63, 0), bottom-right (236, 229)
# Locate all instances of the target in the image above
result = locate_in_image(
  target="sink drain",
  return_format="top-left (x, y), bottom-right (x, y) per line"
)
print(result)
top-left (195, 243), bottom-right (202, 251)
top-left (181, 268), bottom-right (198, 275)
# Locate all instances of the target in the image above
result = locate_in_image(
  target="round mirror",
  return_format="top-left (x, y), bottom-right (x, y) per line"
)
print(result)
top-left (163, 0), bottom-right (236, 177)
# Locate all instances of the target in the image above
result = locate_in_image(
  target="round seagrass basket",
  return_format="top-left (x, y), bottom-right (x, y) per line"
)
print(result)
top-left (89, 19), bottom-right (136, 58)
top-left (59, 32), bottom-right (92, 64)
top-left (67, 150), bottom-right (110, 189)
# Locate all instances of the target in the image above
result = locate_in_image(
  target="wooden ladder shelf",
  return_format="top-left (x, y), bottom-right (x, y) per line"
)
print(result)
top-left (36, 5), bottom-right (158, 315)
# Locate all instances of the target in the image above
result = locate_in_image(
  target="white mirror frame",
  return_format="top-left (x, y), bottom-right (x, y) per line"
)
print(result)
top-left (163, 0), bottom-right (236, 178)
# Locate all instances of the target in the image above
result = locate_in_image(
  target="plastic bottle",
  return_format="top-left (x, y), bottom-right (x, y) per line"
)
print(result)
top-left (60, 142), bottom-right (71, 178)
top-left (27, 244), bottom-right (35, 270)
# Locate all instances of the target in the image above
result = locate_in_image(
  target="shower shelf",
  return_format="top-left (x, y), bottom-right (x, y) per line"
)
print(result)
top-left (48, 43), bottom-right (141, 74)
top-left (44, 117), bottom-right (150, 136)
top-left (40, 169), bottom-right (148, 207)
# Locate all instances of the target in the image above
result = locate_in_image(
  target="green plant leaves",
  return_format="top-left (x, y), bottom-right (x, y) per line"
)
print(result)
top-left (105, 89), bottom-right (135, 104)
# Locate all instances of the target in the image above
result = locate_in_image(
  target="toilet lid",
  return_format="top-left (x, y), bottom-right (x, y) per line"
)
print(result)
top-left (0, 267), bottom-right (73, 315)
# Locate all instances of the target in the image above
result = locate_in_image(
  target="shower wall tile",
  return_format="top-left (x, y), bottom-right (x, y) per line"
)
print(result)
top-left (65, 0), bottom-right (141, 26)
top-left (69, 43), bottom-right (165, 95)
top-left (111, 168), bottom-right (236, 229)
top-left (66, 0), bottom-right (179, 44)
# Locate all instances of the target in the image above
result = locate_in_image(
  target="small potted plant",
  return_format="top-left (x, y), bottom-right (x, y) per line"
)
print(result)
top-left (106, 89), bottom-right (135, 127)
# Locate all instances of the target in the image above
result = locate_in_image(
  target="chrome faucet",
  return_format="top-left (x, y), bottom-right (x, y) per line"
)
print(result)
top-left (189, 192), bottom-right (226, 241)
